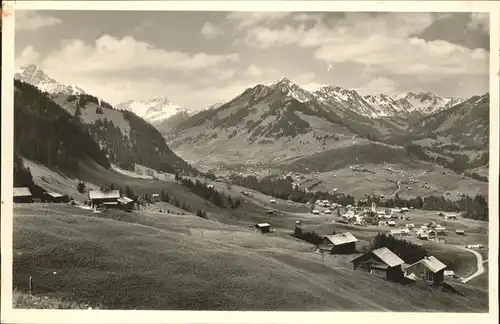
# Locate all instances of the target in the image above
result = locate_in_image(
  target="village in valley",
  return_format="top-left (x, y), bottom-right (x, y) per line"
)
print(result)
top-left (7, 8), bottom-right (492, 313)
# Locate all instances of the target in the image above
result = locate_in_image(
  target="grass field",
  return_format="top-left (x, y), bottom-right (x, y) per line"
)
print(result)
top-left (12, 203), bottom-right (488, 311)
top-left (298, 163), bottom-right (488, 200)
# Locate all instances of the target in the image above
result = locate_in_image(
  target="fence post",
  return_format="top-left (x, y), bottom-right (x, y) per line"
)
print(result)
top-left (29, 276), bottom-right (33, 295)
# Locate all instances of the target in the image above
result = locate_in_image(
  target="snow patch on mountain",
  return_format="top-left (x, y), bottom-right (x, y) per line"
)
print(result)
top-left (15, 64), bottom-right (86, 95)
top-left (269, 77), bottom-right (315, 103)
top-left (116, 98), bottom-right (187, 124)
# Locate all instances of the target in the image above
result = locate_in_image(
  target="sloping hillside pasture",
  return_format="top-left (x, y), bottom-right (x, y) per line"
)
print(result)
top-left (468, 262), bottom-right (489, 290)
top-left (299, 208), bottom-right (488, 280)
top-left (77, 158), bottom-right (273, 222)
top-left (13, 204), bottom-right (488, 311)
top-left (52, 93), bottom-right (131, 135)
top-left (22, 158), bottom-right (101, 202)
top-left (298, 164), bottom-right (487, 200)
top-left (13, 291), bottom-right (96, 309)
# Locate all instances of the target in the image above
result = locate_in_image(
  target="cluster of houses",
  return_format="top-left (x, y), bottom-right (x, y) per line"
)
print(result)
top-left (87, 190), bottom-right (136, 211)
top-left (251, 220), bottom-right (454, 287)
top-left (337, 204), bottom-right (412, 227)
top-left (312, 229), bottom-right (452, 286)
top-left (13, 186), bottom-right (162, 213)
top-left (350, 245), bottom-right (450, 286)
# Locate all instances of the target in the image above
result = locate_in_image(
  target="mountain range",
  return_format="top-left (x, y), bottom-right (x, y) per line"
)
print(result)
top-left (13, 65), bottom-right (488, 177)
top-left (116, 98), bottom-right (189, 125)
top-left (164, 77), bottom-right (488, 174)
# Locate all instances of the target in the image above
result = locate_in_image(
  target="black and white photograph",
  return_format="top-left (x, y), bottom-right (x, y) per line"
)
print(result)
top-left (1, 0), bottom-right (498, 322)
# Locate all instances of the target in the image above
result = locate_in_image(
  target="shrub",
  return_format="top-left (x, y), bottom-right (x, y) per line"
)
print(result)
top-left (77, 182), bottom-right (86, 193)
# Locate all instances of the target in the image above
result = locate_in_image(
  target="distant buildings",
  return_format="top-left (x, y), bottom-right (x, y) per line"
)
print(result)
top-left (351, 247), bottom-right (405, 282)
top-left (13, 187), bottom-right (33, 203)
top-left (444, 213), bottom-right (457, 220)
top-left (88, 190), bottom-right (120, 208)
top-left (255, 223), bottom-right (271, 233)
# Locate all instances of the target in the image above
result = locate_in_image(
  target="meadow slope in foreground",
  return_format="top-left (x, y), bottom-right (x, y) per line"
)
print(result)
top-left (13, 204), bottom-right (487, 311)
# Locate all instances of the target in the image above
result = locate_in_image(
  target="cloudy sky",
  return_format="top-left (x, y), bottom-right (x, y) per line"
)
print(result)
top-left (15, 10), bottom-right (490, 111)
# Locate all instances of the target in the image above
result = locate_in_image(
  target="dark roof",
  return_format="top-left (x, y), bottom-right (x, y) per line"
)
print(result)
top-left (13, 187), bottom-right (32, 197)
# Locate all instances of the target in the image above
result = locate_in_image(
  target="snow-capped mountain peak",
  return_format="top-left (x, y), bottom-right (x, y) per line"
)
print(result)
top-left (15, 64), bottom-right (86, 95)
top-left (116, 97), bottom-right (187, 125)
top-left (268, 77), bottom-right (314, 103)
top-left (207, 102), bottom-right (226, 110)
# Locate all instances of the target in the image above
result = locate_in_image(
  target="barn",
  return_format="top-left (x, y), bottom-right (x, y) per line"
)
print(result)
top-left (403, 256), bottom-right (447, 286)
top-left (44, 191), bottom-right (65, 203)
top-left (88, 190), bottom-right (120, 208)
top-left (255, 223), bottom-right (271, 233)
top-left (321, 232), bottom-right (358, 254)
top-left (351, 247), bottom-right (405, 282)
top-left (13, 187), bottom-right (33, 203)
top-left (117, 197), bottom-right (135, 211)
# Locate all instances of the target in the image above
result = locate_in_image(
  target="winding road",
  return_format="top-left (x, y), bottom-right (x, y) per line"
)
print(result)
top-left (456, 246), bottom-right (486, 283)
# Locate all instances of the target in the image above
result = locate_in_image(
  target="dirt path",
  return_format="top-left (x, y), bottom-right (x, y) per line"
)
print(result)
top-left (456, 246), bottom-right (486, 283)
top-left (390, 180), bottom-right (401, 198)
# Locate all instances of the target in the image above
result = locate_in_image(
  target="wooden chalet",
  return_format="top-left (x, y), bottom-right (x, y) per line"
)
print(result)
top-left (255, 223), bottom-right (271, 233)
top-left (351, 247), bottom-right (405, 282)
top-left (320, 232), bottom-right (358, 254)
top-left (88, 190), bottom-right (120, 208)
top-left (13, 187), bottom-right (33, 203)
top-left (403, 256), bottom-right (447, 286)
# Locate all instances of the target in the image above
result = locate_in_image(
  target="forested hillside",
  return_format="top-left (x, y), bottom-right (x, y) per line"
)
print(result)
top-left (14, 80), bottom-right (110, 175)
top-left (59, 93), bottom-right (198, 176)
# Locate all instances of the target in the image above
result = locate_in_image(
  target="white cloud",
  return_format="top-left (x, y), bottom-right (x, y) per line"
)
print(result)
top-left (40, 35), bottom-right (239, 73)
top-left (292, 13), bottom-right (323, 23)
top-left (293, 72), bottom-right (316, 84)
top-left (467, 13), bottom-right (489, 33)
top-left (15, 46), bottom-right (41, 68)
top-left (244, 64), bottom-right (263, 77)
top-left (242, 13), bottom-right (489, 81)
top-left (301, 82), bottom-right (327, 92)
top-left (356, 77), bottom-right (399, 96)
top-left (201, 22), bottom-right (222, 39)
top-left (225, 11), bottom-right (291, 30)
top-left (16, 10), bottom-right (62, 31)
